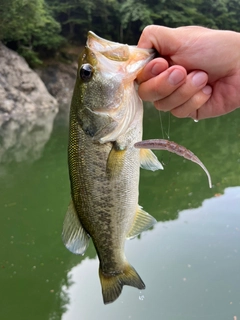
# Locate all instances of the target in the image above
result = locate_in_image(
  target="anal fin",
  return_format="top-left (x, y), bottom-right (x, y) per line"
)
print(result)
top-left (140, 149), bottom-right (163, 171)
top-left (127, 205), bottom-right (157, 240)
top-left (62, 199), bottom-right (90, 255)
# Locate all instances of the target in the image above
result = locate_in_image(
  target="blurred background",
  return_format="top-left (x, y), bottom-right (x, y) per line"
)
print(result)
top-left (0, 1), bottom-right (240, 319)
top-left (1, 0), bottom-right (240, 67)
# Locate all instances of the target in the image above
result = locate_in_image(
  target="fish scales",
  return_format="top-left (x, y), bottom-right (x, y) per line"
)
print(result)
top-left (63, 31), bottom-right (158, 304)
top-left (62, 31), bottom-right (212, 305)
top-left (69, 109), bottom-right (142, 274)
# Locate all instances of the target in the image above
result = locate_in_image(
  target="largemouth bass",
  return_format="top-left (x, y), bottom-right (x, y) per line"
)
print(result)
top-left (62, 31), bottom-right (212, 305)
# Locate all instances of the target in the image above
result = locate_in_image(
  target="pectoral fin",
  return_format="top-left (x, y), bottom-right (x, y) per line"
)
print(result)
top-left (62, 200), bottom-right (90, 255)
top-left (127, 205), bottom-right (157, 240)
top-left (140, 149), bottom-right (163, 171)
top-left (106, 143), bottom-right (126, 178)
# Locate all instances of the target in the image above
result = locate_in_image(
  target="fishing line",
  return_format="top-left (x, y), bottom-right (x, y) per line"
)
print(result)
top-left (157, 110), bottom-right (172, 166)
top-left (165, 112), bottom-right (172, 165)
top-left (158, 110), bottom-right (164, 139)
top-left (166, 112), bottom-right (171, 139)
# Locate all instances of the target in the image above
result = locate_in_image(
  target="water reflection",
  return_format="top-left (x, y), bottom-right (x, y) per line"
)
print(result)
top-left (140, 106), bottom-right (240, 222)
top-left (0, 107), bottom-right (57, 163)
top-left (60, 187), bottom-right (240, 320)
top-left (1, 106), bottom-right (240, 320)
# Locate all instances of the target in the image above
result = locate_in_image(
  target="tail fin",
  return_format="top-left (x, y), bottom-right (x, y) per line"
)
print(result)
top-left (99, 263), bottom-right (145, 304)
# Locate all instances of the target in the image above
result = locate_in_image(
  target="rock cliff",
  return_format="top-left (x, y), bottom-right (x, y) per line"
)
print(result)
top-left (36, 61), bottom-right (77, 111)
top-left (0, 42), bottom-right (58, 123)
top-left (0, 43), bottom-right (59, 162)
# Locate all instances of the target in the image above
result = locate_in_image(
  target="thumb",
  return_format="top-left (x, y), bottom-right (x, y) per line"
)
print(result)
top-left (138, 25), bottom-right (180, 56)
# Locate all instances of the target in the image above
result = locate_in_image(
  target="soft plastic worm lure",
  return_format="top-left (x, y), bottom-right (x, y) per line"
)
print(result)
top-left (135, 139), bottom-right (212, 188)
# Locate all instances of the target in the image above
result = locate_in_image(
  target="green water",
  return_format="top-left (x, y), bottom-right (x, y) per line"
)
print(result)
top-left (1, 106), bottom-right (240, 320)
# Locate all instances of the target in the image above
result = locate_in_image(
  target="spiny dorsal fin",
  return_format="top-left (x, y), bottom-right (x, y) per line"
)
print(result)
top-left (62, 200), bottom-right (90, 255)
top-left (99, 262), bottom-right (145, 304)
top-left (140, 149), bottom-right (163, 171)
top-left (127, 205), bottom-right (157, 240)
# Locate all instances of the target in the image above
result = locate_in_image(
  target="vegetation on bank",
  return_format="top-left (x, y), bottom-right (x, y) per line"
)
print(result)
top-left (1, 0), bottom-right (240, 66)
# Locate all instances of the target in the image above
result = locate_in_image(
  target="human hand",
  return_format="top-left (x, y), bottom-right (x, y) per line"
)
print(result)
top-left (137, 25), bottom-right (240, 119)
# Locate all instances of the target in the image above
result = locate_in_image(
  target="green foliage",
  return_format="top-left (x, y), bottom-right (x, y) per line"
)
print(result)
top-left (118, 0), bottom-right (153, 42)
top-left (149, 0), bottom-right (216, 28)
top-left (47, 0), bottom-right (94, 39)
top-left (47, 0), bottom-right (119, 42)
top-left (18, 47), bottom-right (43, 67)
top-left (120, 0), bottom-right (152, 30)
top-left (0, 0), bottom-right (63, 66)
top-left (1, 0), bottom-right (240, 65)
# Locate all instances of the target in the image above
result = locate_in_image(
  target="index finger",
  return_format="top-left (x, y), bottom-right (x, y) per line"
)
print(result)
top-left (137, 57), bottom-right (168, 84)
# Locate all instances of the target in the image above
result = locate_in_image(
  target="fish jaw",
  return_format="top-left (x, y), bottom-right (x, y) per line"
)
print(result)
top-left (87, 31), bottom-right (156, 82)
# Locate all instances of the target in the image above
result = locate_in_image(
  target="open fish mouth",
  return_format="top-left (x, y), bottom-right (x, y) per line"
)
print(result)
top-left (87, 31), bottom-right (156, 77)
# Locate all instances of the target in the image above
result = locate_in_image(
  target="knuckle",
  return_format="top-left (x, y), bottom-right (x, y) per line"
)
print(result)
top-left (192, 91), bottom-right (210, 108)
top-left (154, 100), bottom-right (165, 111)
top-left (142, 25), bottom-right (156, 34)
top-left (171, 107), bottom-right (187, 118)
top-left (177, 88), bottom-right (192, 100)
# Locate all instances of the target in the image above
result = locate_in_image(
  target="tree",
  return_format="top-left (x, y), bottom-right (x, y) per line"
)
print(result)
top-left (0, 0), bottom-right (63, 66)
top-left (119, 0), bottom-right (153, 42)
top-left (2, 0), bottom-right (240, 66)
top-left (47, 0), bottom-right (121, 43)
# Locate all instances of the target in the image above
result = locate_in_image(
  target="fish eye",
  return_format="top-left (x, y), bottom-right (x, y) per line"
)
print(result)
top-left (79, 64), bottom-right (93, 81)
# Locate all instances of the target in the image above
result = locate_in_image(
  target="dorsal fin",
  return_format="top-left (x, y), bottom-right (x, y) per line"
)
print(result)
top-left (62, 200), bottom-right (90, 255)
top-left (140, 149), bottom-right (163, 171)
top-left (127, 205), bottom-right (157, 240)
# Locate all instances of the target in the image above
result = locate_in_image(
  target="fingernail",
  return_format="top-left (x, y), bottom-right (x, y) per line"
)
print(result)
top-left (192, 71), bottom-right (208, 87)
top-left (202, 85), bottom-right (212, 95)
top-left (168, 69), bottom-right (185, 85)
top-left (151, 63), bottom-right (163, 75)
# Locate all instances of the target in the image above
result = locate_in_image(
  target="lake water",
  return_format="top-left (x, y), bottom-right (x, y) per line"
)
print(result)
top-left (1, 105), bottom-right (240, 320)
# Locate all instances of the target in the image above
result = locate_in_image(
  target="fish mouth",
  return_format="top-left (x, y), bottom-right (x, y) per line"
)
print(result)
top-left (87, 31), bottom-right (155, 76)
top-left (87, 31), bottom-right (130, 61)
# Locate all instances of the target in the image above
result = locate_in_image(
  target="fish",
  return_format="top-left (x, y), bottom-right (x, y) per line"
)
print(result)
top-left (62, 31), bottom-right (212, 305)
top-left (62, 31), bottom-right (161, 304)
